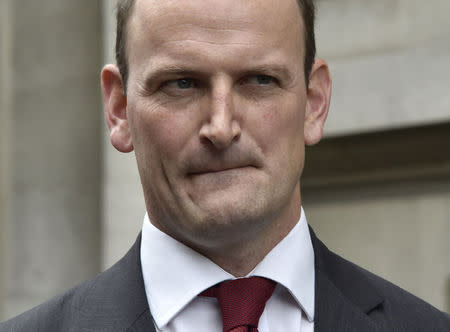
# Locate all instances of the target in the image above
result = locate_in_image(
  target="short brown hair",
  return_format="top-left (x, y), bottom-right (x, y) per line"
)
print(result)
top-left (115, 0), bottom-right (316, 91)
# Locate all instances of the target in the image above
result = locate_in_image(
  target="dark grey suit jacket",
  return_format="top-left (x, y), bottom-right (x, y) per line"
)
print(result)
top-left (1, 228), bottom-right (449, 331)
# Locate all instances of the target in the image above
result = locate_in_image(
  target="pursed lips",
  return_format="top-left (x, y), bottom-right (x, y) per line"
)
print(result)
top-left (187, 165), bottom-right (253, 176)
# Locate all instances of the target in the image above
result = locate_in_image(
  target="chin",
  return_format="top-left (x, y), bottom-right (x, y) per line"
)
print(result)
top-left (182, 195), bottom-right (271, 241)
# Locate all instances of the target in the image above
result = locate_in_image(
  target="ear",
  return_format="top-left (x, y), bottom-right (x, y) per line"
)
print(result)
top-left (304, 59), bottom-right (332, 146)
top-left (101, 64), bottom-right (134, 153)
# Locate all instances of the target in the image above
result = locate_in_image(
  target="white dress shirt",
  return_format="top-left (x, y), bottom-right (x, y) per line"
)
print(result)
top-left (140, 207), bottom-right (315, 331)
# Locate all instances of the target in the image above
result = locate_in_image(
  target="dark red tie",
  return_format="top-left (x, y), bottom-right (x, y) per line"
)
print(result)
top-left (201, 277), bottom-right (276, 332)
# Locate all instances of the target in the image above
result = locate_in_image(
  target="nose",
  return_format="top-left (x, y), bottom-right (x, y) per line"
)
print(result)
top-left (199, 88), bottom-right (241, 149)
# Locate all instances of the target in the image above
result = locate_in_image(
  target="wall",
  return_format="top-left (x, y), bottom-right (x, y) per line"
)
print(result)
top-left (0, 0), bottom-right (13, 321)
top-left (316, 0), bottom-right (450, 135)
top-left (305, 178), bottom-right (450, 311)
top-left (0, 0), bottom-right (103, 320)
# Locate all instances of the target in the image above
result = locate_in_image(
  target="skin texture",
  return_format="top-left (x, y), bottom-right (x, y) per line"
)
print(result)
top-left (102, 0), bottom-right (331, 276)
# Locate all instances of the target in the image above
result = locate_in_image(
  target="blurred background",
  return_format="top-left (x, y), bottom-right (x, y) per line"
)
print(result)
top-left (1, 0), bottom-right (449, 321)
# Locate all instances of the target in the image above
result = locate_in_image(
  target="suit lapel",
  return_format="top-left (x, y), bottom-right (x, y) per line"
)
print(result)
top-left (75, 233), bottom-right (156, 332)
top-left (127, 311), bottom-right (156, 332)
top-left (310, 228), bottom-right (384, 332)
top-left (314, 271), bottom-right (380, 332)
top-left (123, 233), bottom-right (157, 332)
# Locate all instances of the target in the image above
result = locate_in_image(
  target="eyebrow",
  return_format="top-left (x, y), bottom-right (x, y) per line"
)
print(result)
top-left (242, 65), bottom-right (292, 80)
top-left (146, 65), bottom-right (201, 78)
top-left (142, 65), bottom-right (204, 89)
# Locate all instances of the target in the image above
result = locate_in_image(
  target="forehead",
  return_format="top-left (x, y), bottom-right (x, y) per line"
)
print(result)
top-left (127, 0), bottom-right (304, 73)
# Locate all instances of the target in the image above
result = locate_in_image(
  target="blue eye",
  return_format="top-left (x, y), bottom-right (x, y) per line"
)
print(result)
top-left (255, 75), bottom-right (274, 85)
top-left (176, 78), bottom-right (193, 89)
top-left (159, 78), bottom-right (199, 96)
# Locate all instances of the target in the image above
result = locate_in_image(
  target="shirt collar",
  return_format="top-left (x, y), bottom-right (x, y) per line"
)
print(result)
top-left (140, 207), bottom-right (315, 329)
top-left (248, 207), bottom-right (315, 321)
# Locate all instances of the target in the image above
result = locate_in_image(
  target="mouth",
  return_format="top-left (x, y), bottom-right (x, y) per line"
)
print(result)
top-left (188, 165), bottom-right (253, 176)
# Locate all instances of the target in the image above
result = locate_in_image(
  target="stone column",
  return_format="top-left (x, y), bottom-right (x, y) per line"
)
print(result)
top-left (1, 0), bottom-right (102, 320)
top-left (0, 0), bottom-right (13, 321)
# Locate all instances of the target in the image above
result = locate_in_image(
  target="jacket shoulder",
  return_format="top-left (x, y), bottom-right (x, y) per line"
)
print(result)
top-left (325, 242), bottom-right (449, 330)
top-left (0, 275), bottom-right (100, 332)
top-left (0, 234), bottom-right (149, 332)
top-left (361, 265), bottom-right (450, 331)
top-left (310, 228), bottom-right (449, 331)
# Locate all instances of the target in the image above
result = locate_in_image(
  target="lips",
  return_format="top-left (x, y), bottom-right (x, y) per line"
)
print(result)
top-left (188, 165), bottom-right (253, 176)
top-left (182, 145), bottom-right (263, 177)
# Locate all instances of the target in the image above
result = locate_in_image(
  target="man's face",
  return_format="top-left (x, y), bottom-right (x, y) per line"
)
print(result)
top-left (108, 0), bottom-right (329, 252)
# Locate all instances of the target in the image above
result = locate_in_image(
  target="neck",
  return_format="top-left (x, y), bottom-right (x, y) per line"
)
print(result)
top-left (200, 197), bottom-right (301, 277)
top-left (147, 187), bottom-right (303, 277)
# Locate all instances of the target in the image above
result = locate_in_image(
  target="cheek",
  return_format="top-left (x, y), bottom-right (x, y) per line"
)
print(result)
top-left (153, 115), bottom-right (189, 152)
top-left (250, 97), bottom-right (306, 153)
top-left (129, 101), bottom-right (197, 166)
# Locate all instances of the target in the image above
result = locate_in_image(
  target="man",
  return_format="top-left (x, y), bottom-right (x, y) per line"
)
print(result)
top-left (1, 0), bottom-right (449, 331)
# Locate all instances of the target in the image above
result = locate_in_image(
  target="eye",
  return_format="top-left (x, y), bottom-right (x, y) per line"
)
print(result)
top-left (159, 78), bottom-right (199, 96)
top-left (174, 78), bottom-right (194, 89)
top-left (242, 75), bottom-right (277, 86)
top-left (163, 78), bottom-right (196, 89)
top-left (160, 78), bottom-right (197, 90)
top-left (254, 75), bottom-right (275, 85)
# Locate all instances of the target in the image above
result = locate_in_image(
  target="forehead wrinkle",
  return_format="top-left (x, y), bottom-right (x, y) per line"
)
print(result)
top-left (148, 22), bottom-right (265, 48)
top-left (156, 37), bottom-right (302, 68)
top-left (151, 43), bottom-right (291, 65)
top-left (133, 33), bottom-right (275, 70)
top-left (146, 26), bottom-right (282, 58)
top-left (129, 21), bottom-right (265, 66)
top-left (163, 38), bottom-right (257, 47)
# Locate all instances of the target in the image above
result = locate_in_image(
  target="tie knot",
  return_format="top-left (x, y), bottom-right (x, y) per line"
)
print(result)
top-left (201, 277), bottom-right (276, 332)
